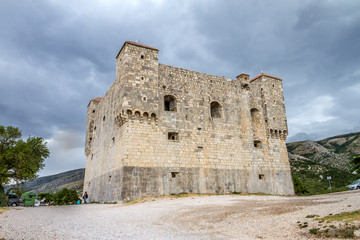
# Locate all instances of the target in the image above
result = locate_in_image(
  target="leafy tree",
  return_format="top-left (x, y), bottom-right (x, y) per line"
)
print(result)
top-left (350, 156), bottom-right (360, 173)
top-left (292, 176), bottom-right (310, 195)
top-left (53, 188), bottom-right (79, 205)
top-left (0, 125), bottom-right (49, 194)
top-left (38, 189), bottom-right (79, 205)
top-left (38, 192), bottom-right (54, 204)
top-left (0, 191), bottom-right (6, 207)
top-left (0, 126), bottom-right (21, 191)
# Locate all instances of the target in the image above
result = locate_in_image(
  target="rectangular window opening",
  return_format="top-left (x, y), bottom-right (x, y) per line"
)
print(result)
top-left (171, 172), bottom-right (179, 178)
top-left (254, 140), bottom-right (262, 148)
top-left (168, 132), bottom-right (179, 141)
top-left (259, 174), bottom-right (265, 180)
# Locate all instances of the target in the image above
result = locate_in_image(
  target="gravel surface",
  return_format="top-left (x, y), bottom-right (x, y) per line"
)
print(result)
top-left (1, 190), bottom-right (360, 240)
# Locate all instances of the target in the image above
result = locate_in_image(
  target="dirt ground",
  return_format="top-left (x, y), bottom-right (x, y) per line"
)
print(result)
top-left (1, 190), bottom-right (360, 239)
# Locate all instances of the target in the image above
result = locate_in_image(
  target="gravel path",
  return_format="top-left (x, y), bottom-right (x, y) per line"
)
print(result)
top-left (1, 190), bottom-right (360, 240)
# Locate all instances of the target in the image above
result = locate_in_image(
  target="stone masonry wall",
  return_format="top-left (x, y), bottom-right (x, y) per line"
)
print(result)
top-left (83, 41), bottom-right (295, 202)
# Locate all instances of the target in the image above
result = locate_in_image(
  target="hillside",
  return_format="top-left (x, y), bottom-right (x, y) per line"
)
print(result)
top-left (287, 132), bottom-right (360, 194)
top-left (6, 168), bottom-right (85, 194)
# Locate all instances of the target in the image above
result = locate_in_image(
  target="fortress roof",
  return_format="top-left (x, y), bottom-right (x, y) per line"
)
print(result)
top-left (250, 73), bottom-right (282, 82)
top-left (91, 97), bottom-right (102, 101)
top-left (116, 41), bottom-right (159, 58)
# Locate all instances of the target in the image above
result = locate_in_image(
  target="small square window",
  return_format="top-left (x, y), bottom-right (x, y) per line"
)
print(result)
top-left (140, 54), bottom-right (144, 59)
top-left (142, 96), bottom-right (147, 102)
top-left (254, 140), bottom-right (261, 148)
top-left (171, 172), bottom-right (179, 178)
top-left (259, 174), bottom-right (265, 180)
top-left (168, 132), bottom-right (179, 140)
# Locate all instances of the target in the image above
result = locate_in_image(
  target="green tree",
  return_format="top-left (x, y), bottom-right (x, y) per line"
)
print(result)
top-left (0, 126), bottom-right (22, 191)
top-left (350, 155), bottom-right (360, 173)
top-left (53, 188), bottom-right (79, 205)
top-left (0, 125), bottom-right (49, 194)
top-left (293, 176), bottom-right (310, 195)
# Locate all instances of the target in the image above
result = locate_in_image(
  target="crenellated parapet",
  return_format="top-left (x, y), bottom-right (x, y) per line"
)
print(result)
top-left (268, 129), bottom-right (288, 140)
top-left (115, 108), bottom-right (158, 128)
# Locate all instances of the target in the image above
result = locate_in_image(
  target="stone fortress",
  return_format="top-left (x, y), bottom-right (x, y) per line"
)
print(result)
top-left (84, 41), bottom-right (295, 202)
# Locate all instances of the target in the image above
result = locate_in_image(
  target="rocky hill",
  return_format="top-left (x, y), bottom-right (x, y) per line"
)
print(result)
top-left (6, 168), bottom-right (85, 194)
top-left (287, 132), bottom-right (360, 194)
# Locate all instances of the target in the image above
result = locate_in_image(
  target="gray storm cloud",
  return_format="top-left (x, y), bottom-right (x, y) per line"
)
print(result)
top-left (1, 0), bottom-right (359, 175)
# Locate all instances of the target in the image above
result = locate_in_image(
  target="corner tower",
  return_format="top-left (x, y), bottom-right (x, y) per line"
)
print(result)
top-left (250, 73), bottom-right (293, 194)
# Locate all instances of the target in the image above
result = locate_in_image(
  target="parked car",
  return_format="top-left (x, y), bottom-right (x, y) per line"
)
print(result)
top-left (34, 200), bottom-right (46, 207)
top-left (8, 194), bottom-right (20, 207)
top-left (349, 179), bottom-right (360, 190)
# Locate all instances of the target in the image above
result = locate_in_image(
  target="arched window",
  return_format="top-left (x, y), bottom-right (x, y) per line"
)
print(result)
top-left (210, 101), bottom-right (222, 118)
top-left (134, 111), bottom-right (140, 120)
top-left (164, 95), bottom-right (177, 111)
top-left (151, 113), bottom-right (157, 121)
top-left (143, 112), bottom-right (149, 119)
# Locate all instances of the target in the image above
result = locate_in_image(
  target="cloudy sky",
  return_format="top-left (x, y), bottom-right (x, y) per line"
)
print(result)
top-left (1, 0), bottom-right (359, 176)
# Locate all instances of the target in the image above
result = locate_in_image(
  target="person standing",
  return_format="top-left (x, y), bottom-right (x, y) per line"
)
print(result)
top-left (83, 192), bottom-right (88, 204)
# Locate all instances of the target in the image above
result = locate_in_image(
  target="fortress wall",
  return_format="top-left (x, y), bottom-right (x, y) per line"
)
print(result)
top-left (84, 41), bottom-right (295, 202)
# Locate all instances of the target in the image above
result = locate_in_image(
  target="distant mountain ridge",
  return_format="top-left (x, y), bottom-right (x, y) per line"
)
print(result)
top-left (287, 131), bottom-right (360, 194)
top-left (6, 168), bottom-right (85, 194)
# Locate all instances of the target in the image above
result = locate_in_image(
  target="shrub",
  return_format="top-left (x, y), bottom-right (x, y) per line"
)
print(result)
top-left (38, 188), bottom-right (79, 205)
top-left (53, 188), bottom-right (78, 205)
top-left (38, 193), bottom-right (54, 204)
top-left (0, 191), bottom-right (6, 207)
top-left (293, 176), bottom-right (310, 195)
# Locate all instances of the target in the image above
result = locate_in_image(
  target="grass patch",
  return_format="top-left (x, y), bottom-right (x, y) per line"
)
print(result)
top-left (309, 228), bottom-right (319, 234)
top-left (317, 210), bottom-right (360, 223)
top-left (306, 214), bottom-right (320, 218)
top-left (298, 222), bottom-right (308, 229)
